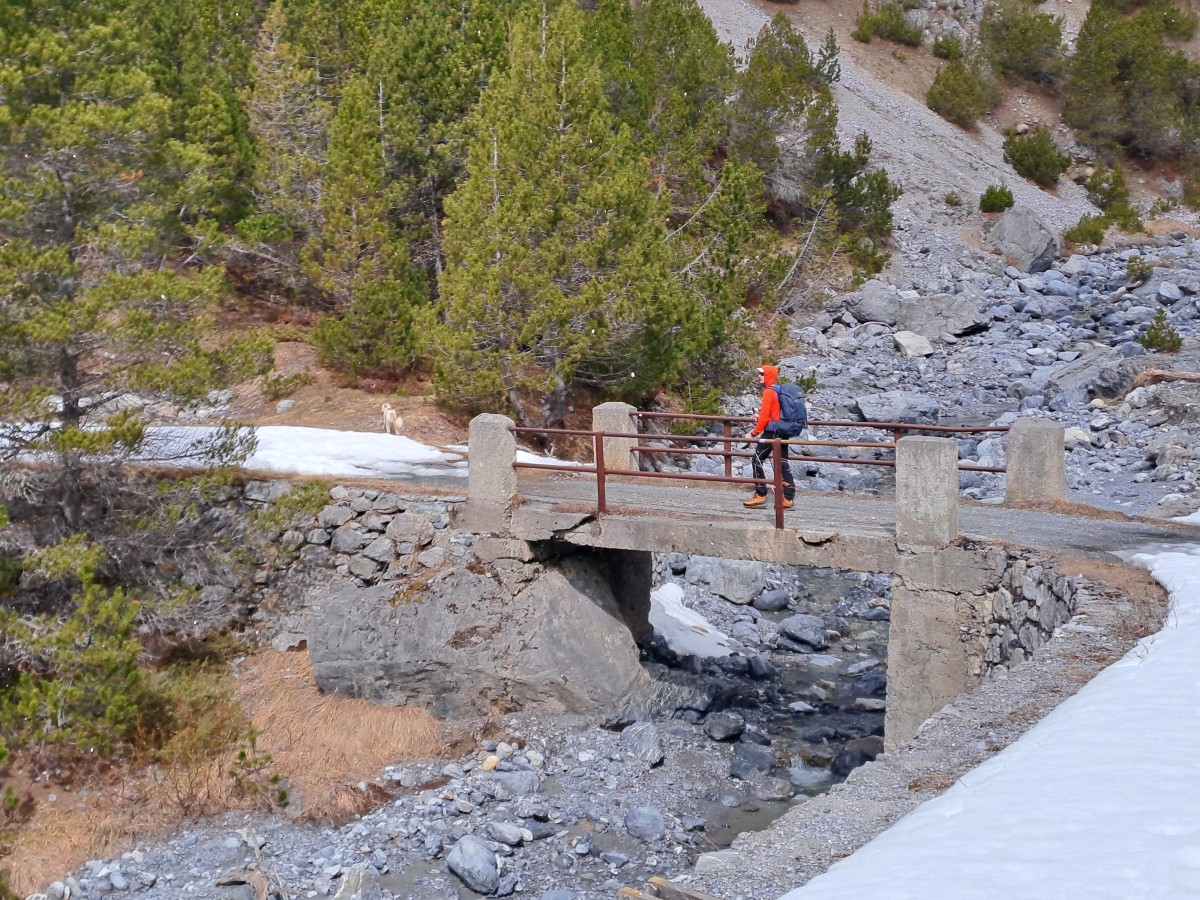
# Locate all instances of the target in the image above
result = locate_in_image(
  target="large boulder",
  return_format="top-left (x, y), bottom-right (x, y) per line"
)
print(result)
top-left (308, 554), bottom-right (651, 719)
top-left (849, 279), bottom-right (900, 325)
top-left (852, 391), bottom-right (940, 425)
top-left (988, 206), bottom-right (1060, 273)
top-left (895, 291), bottom-right (990, 338)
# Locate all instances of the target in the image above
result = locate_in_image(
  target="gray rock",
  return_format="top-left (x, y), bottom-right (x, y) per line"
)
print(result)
top-left (624, 808), bottom-right (666, 842)
top-left (893, 331), bottom-right (935, 358)
top-left (486, 821), bottom-right (527, 846)
top-left (703, 711), bottom-right (746, 742)
top-left (896, 292), bottom-right (989, 338)
top-left (330, 526), bottom-right (366, 553)
top-left (620, 721), bottom-right (665, 766)
top-left (988, 206), bottom-right (1061, 273)
top-left (318, 505), bottom-right (355, 529)
top-left (730, 744), bottom-right (776, 780)
top-left (332, 865), bottom-right (383, 900)
top-left (850, 279), bottom-right (900, 325)
top-left (752, 776), bottom-right (795, 801)
top-left (831, 735), bottom-right (885, 776)
top-left (446, 836), bottom-right (499, 895)
top-left (753, 588), bottom-right (791, 612)
top-left (361, 537), bottom-right (396, 563)
top-left (491, 770), bottom-right (542, 797)
top-left (852, 391), bottom-right (940, 425)
top-left (778, 614), bottom-right (828, 650)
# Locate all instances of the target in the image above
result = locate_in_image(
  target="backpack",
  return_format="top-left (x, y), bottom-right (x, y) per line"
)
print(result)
top-left (770, 382), bottom-right (808, 438)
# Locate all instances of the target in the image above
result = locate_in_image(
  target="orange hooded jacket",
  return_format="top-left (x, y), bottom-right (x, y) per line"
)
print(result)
top-left (750, 365), bottom-right (782, 436)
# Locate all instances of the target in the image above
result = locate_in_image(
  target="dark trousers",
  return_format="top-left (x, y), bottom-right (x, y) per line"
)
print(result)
top-left (751, 431), bottom-right (795, 499)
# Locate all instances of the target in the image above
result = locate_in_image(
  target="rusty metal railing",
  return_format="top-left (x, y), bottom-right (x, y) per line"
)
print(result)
top-left (509, 416), bottom-right (1009, 530)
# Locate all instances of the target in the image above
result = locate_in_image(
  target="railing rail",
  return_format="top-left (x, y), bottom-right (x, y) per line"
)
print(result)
top-left (510, 416), bottom-right (1010, 530)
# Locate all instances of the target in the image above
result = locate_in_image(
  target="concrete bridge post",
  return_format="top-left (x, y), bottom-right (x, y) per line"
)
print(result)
top-left (1006, 417), bottom-right (1066, 504)
top-left (896, 436), bottom-right (959, 548)
top-left (592, 401), bottom-right (639, 472)
top-left (465, 413), bottom-right (517, 533)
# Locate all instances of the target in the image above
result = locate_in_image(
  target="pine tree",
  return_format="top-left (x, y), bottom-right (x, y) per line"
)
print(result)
top-left (242, 0), bottom-right (330, 246)
top-left (0, 1), bottom-right (270, 526)
top-left (310, 76), bottom-right (427, 374)
top-left (433, 3), bottom-right (692, 427)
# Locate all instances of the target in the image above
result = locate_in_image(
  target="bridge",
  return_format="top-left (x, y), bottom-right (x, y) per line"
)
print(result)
top-left (458, 404), bottom-right (1197, 745)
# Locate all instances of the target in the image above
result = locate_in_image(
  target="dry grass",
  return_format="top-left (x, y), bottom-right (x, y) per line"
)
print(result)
top-left (1058, 555), bottom-right (1171, 644)
top-left (4, 650), bottom-right (442, 895)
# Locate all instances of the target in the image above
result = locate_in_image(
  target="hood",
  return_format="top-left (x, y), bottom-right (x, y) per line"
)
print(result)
top-left (759, 364), bottom-right (779, 387)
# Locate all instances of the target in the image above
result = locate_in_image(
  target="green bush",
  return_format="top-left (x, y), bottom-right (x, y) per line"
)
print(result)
top-left (980, 184), bottom-right (1015, 212)
top-left (926, 59), bottom-right (994, 127)
top-left (1085, 164), bottom-right (1143, 231)
top-left (932, 34), bottom-right (964, 60)
top-left (1139, 309), bottom-right (1183, 353)
top-left (980, 0), bottom-right (1065, 84)
top-left (1003, 125), bottom-right (1071, 186)
top-left (1064, 214), bottom-right (1108, 245)
top-left (1126, 255), bottom-right (1153, 286)
top-left (853, 2), bottom-right (924, 45)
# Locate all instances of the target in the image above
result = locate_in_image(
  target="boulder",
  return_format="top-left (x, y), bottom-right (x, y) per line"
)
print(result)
top-left (852, 391), bottom-right (940, 425)
top-left (624, 808), bottom-right (666, 842)
top-left (778, 614), bottom-right (828, 650)
top-left (830, 735), bottom-right (884, 777)
top-left (893, 331), bottom-right (936, 358)
top-left (332, 866), bottom-right (383, 900)
top-left (308, 554), bottom-right (651, 719)
top-left (849, 279), bottom-right (900, 326)
top-left (988, 206), bottom-right (1060, 273)
top-left (447, 836), bottom-right (499, 895)
top-left (895, 292), bottom-right (990, 338)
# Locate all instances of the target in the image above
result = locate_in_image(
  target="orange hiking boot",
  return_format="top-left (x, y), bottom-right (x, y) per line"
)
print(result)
top-left (782, 497), bottom-right (794, 510)
top-left (743, 494), bottom-right (767, 508)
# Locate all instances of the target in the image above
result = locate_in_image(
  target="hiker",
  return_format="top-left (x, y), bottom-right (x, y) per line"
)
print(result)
top-left (743, 364), bottom-right (796, 509)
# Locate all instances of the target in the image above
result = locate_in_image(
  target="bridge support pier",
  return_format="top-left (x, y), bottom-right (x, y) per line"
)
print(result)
top-left (896, 436), bottom-right (959, 548)
top-left (466, 413), bottom-right (517, 533)
top-left (1006, 418), bottom-right (1066, 504)
top-left (592, 402), bottom-right (639, 472)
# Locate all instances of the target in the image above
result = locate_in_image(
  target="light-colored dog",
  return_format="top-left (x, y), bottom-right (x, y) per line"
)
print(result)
top-left (381, 403), bottom-right (403, 435)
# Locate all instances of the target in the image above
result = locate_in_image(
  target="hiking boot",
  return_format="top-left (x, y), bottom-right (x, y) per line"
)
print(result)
top-left (782, 497), bottom-right (794, 510)
top-left (743, 494), bottom-right (768, 508)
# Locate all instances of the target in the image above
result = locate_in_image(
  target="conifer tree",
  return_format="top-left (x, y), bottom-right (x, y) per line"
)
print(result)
top-left (433, 3), bottom-right (692, 427)
top-left (310, 76), bottom-right (427, 374)
top-left (0, 1), bottom-right (270, 527)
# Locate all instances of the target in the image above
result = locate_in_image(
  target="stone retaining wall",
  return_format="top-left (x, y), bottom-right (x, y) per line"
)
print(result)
top-left (980, 555), bottom-right (1084, 678)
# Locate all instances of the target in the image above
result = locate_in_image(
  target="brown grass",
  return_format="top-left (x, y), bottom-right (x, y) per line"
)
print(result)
top-left (4, 651), bottom-right (441, 895)
top-left (1055, 554), bottom-right (1170, 644)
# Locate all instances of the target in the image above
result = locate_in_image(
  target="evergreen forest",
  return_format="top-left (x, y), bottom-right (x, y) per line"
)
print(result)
top-left (0, 0), bottom-right (900, 434)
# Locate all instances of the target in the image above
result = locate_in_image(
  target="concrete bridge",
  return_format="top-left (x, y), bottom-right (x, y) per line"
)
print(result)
top-left (459, 405), bottom-right (1197, 745)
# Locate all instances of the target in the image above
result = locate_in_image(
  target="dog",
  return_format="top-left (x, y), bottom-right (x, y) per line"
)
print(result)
top-left (381, 403), bottom-right (403, 435)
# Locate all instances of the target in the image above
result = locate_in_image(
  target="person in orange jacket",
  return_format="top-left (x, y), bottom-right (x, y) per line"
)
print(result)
top-left (743, 364), bottom-right (795, 509)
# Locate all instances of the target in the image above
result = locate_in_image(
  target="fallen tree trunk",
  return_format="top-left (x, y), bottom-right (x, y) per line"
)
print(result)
top-left (1130, 369), bottom-right (1200, 390)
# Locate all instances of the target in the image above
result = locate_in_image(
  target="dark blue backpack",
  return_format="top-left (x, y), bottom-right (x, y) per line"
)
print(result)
top-left (770, 383), bottom-right (808, 438)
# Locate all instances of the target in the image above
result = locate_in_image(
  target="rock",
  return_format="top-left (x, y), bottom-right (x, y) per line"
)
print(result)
top-left (752, 776), bottom-right (795, 801)
top-left (309, 554), bottom-right (650, 719)
top-left (624, 807), bottom-right (666, 842)
top-left (620, 721), bottom-right (665, 766)
top-left (852, 391), bottom-right (940, 425)
top-left (695, 850), bottom-right (744, 874)
top-left (893, 331), bottom-right (936, 358)
top-left (831, 735), bottom-right (885, 776)
top-left (491, 770), bottom-right (541, 797)
top-left (1059, 254), bottom-right (1089, 276)
top-left (988, 206), bottom-right (1061, 273)
top-left (1064, 427), bottom-right (1093, 451)
top-left (753, 588), bottom-right (791, 612)
top-left (332, 865), bottom-right (383, 900)
top-left (703, 711), bottom-right (746, 742)
top-left (896, 292), bottom-right (989, 338)
top-left (447, 836), bottom-right (500, 895)
top-left (730, 743), bottom-right (776, 779)
top-left (778, 614), bottom-right (828, 650)
top-left (330, 526), bottom-right (366, 554)
top-left (850, 279), bottom-right (900, 325)
top-left (486, 821), bottom-right (527, 846)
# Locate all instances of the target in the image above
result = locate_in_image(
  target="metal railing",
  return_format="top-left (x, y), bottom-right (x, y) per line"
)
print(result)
top-left (510, 414), bottom-right (1010, 530)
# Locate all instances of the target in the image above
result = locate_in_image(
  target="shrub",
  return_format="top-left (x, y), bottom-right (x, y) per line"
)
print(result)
top-left (1126, 255), bottom-right (1153, 286)
top-left (1085, 164), bottom-right (1143, 232)
top-left (927, 58), bottom-right (994, 127)
top-left (1138, 309), bottom-right (1183, 353)
top-left (932, 34), bottom-right (964, 60)
top-left (1004, 125), bottom-right (1070, 186)
top-left (853, 2), bottom-right (924, 45)
top-left (980, 184), bottom-right (1015, 212)
top-left (943, 191), bottom-right (963, 206)
top-left (980, 0), bottom-right (1065, 84)
top-left (1064, 214), bottom-right (1108, 245)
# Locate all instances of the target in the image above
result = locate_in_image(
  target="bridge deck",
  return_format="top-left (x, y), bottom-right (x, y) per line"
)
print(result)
top-left (515, 472), bottom-right (1199, 558)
